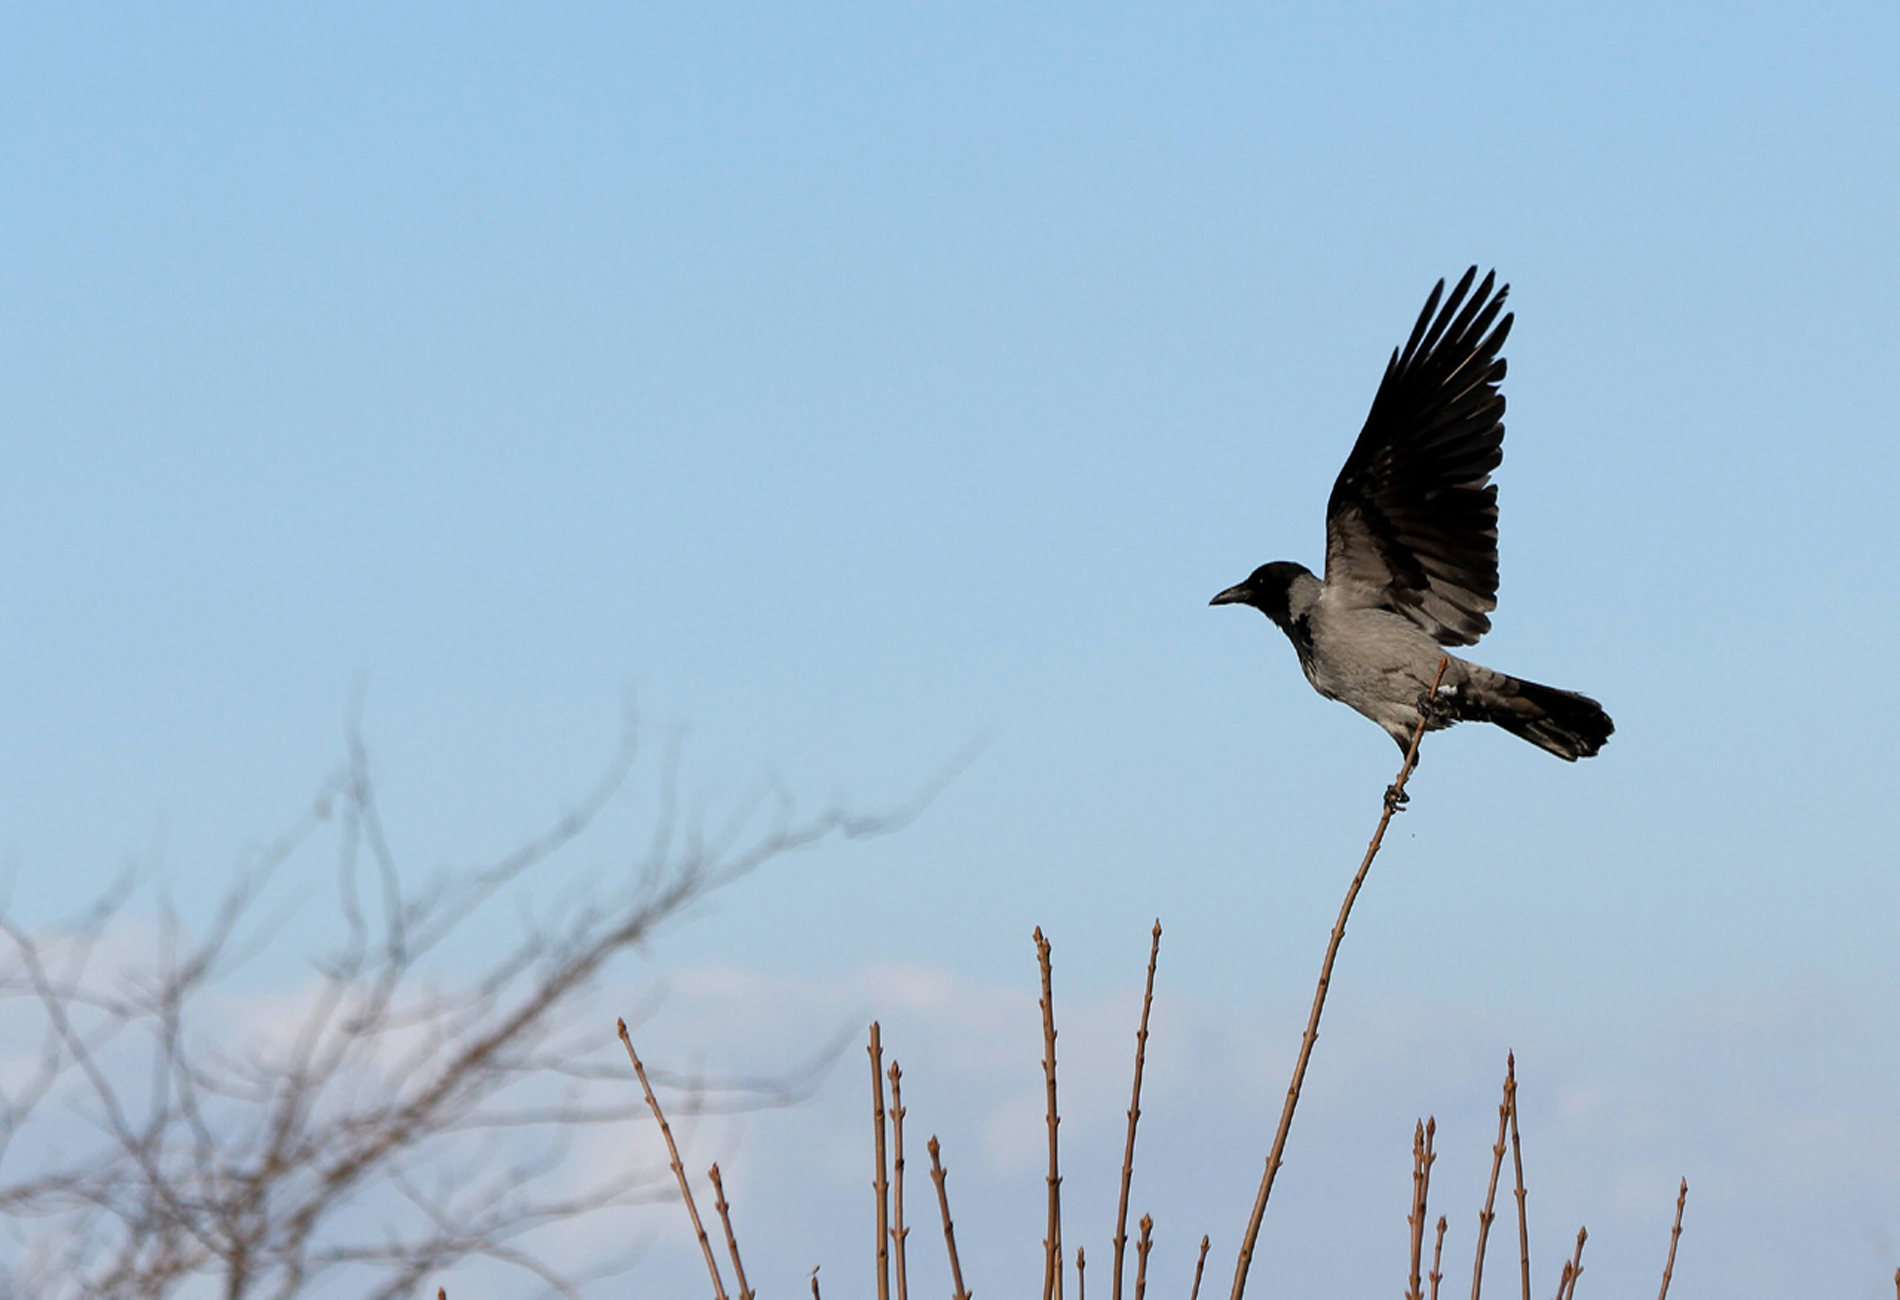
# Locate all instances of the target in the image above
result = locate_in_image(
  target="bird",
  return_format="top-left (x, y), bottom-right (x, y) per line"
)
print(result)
top-left (1211, 267), bottom-right (1612, 765)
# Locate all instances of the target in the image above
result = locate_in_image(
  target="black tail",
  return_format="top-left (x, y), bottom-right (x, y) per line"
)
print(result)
top-left (1459, 671), bottom-right (1614, 761)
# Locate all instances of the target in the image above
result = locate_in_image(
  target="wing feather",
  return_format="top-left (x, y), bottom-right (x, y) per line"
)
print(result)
top-left (1323, 269), bottom-right (1513, 646)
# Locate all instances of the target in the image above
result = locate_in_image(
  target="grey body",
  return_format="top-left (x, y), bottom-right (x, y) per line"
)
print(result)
top-left (1213, 270), bottom-right (1613, 761)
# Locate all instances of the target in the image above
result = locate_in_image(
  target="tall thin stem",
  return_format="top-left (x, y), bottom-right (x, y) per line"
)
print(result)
top-left (1508, 1055), bottom-right (1530, 1300)
top-left (1470, 1062), bottom-right (1513, 1300)
top-left (927, 1137), bottom-right (972, 1300)
top-left (888, 1062), bottom-right (911, 1300)
top-left (870, 1023), bottom-right (891, 1300)
top-left (618, 1019), bottom-right (728, 1300)
top-left (1656, 1179), bottom-right (1687, 1300)
top-left (1037, 928), bottom-right (1064, 1300)
top-left (708, 1164), bottom-right (755, 1300)
top-left (1113, 920), bottom-right (1163, 1300)
top-left (1228, 657), bottom-right (1447, 1300)
top-left (1189, 1236), bottom-right (1210, 1300)
top-left (1134, 1215), bottom-right (1154, 1300)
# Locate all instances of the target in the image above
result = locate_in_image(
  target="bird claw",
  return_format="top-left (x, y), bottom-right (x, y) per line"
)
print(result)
top-left (1384, 783), bottom-right (1410, 813)
top-left (1416, 683), bottom-right (1456, 723)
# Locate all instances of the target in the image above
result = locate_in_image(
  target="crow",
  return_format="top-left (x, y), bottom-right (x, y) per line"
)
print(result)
top-left (1211, 268), bottom-right (1612, 763)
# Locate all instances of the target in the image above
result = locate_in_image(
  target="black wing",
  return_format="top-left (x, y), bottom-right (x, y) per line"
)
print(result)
top-left (1323, 267), bottom-right (1512, 646)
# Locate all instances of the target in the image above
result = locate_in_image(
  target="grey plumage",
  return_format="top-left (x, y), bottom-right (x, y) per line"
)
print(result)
top-left (1212, 269), bottom-right (1613, 762)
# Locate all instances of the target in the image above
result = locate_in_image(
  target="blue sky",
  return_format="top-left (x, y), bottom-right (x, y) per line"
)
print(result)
top-left (3, 3), bottom-right (1897, 1296)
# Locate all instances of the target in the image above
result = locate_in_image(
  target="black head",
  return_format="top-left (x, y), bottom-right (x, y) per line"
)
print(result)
top-left (1210, 561), bottom-right (1310, 625)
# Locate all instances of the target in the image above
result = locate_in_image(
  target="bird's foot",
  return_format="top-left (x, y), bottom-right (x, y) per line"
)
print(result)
top-left (1416, 682), bottom-right (1458, 723)
top-left (1384, 783), bottom-right (1410, 814)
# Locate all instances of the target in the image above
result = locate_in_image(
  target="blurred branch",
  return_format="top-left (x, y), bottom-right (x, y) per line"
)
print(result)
top-left (0, 705), bottom-right (919, 1298)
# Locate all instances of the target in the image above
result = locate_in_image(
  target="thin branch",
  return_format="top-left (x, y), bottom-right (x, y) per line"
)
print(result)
top-left (927, 1137), bottom-right (972, 1300)
top-left (1228, 656), bottom-right (1447, 1300)
top-left (1470, 1060), bottom-right (1513, 1300)
top-left (1114, 921), bottom-right (1163, 1300)
top-left (1556, 1227), bottom-right (1586, 1300)
top-left (708, 1164), bottom-right (754, 1300)
top-left (1134, 1214), bottom-right (1153, 1300)
top-left (617, 1019), bottom-right (727, 1300)
top-left (1430, 1217), bottom-right (1446, 1300)
top-left (888, 1062), bottom-right (911, 1300)
top-left (870, 1023), bottom-right (891, 1300)
top-left (1189, 1236), bottom-right (1210, 1300)
top-left (1655, 1178), bottom-right (1686, 1300)
top-left (1077, 1247), bottom-right (1086, 1300)
top-left (1036, 928), bottom-right (1063, 1300)
top-left (1407, 1119), bottom-right (1438, 1300)
top-left (1508, 1055), bottom-right (1530, 1300)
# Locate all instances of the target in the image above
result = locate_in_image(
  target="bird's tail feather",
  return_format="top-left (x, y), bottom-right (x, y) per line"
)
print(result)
top-left (1455, 668), bottom-right (1614, 761)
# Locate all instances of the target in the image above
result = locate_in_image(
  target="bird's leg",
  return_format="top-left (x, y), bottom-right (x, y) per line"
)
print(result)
top-left (1383, 782), bottom-right (1410, 813)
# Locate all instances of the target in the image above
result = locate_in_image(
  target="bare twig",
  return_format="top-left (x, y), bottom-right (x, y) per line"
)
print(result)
top-left (870, 1023), bottom-right (891, 1300)
top-left (1556, 1227), bottom-right (1586, 1300)
top-left (812, 1265), bottom-right (822, 1300)
top-left (1407, 1119), bottom-right (1437, 1300)
top-left (1508, 1055), bottom-right (1530, 1300)
top-left (889, 1062), bottom-right (911, 1300)
top-left (708, 1164), bottom-right (754, 1300)
top-left (1430, 1217), bottom-right (1447, 1300)
top-left (1114, 921), bottom-right (1163, 1300)
top-left (1189, 1236), bottom-right (1210, 1300)
top-left (1036, 928), bottom-right (1063, 1300)
top-left (927, 1137), bottom-right (972, 1300)
top-left (1656, 1179), bottom-right (1687, 1300)
top-left (1470, 1061), bottom-right (1513, 1300)
top-left (618, 1019), bottom-right (727, 1300)
top-left (1078, 1247), bottom-right (1087, 1300)
top-left (1228, 657), bottom-right (1447, 1300)
top-left (1134, 1214), bottom-right (1154, 1300)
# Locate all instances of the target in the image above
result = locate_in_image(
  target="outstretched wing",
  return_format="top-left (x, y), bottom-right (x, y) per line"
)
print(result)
top-left (1323, 267), bottom-right (1512, 646)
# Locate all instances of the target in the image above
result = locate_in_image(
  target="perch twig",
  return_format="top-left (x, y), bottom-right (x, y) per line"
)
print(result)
top-left (1228, 657), bottom-right (1447, 1300)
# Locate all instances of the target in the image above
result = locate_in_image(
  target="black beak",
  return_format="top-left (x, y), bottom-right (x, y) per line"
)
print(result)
top-left (1210, 583), bottom-right (1249, 607)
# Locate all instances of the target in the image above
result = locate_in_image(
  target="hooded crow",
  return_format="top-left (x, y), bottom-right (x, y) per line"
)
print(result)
top-left (1211, 268), bottom-right (1612, 762)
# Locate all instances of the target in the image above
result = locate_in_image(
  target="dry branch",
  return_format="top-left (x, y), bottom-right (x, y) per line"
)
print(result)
top-left (1430, 1217), bottom-right (1446, 1300)
top-left (1189, 1235), bottom-right (1210, 1300)
top-left (1470, 1061), bottom-right (1513, 1300)
top-left (926, 1137), bottom-right (971, 1300)
top-left (1656, 1179), bottom-right (1687, 1300)
top-left (708, 1163), bottom-right (754, 1300)
top-left (1407, 1118), bottom-right (1438, 1300)
top-left (1227, 657), bottom-right (1447, 1300)
top-left (889, 1062), bottom-right (911, 1300)
top-left (1556, 1226), bottom-right (1586, 1300)
top-left (1036, 928), bottom-right (1063, 1300)
top-left (1134, 1214), bottom-right (1153, 1300)
top-left (870, 1023), bottom-right (891, 1300)
top-left (1508, 1055), bottom-right (1530, 1300)
top-left (619, 1019), bottom-right (728, 1300)
top-left (1113, 921), bottom-right (1162, 1300)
